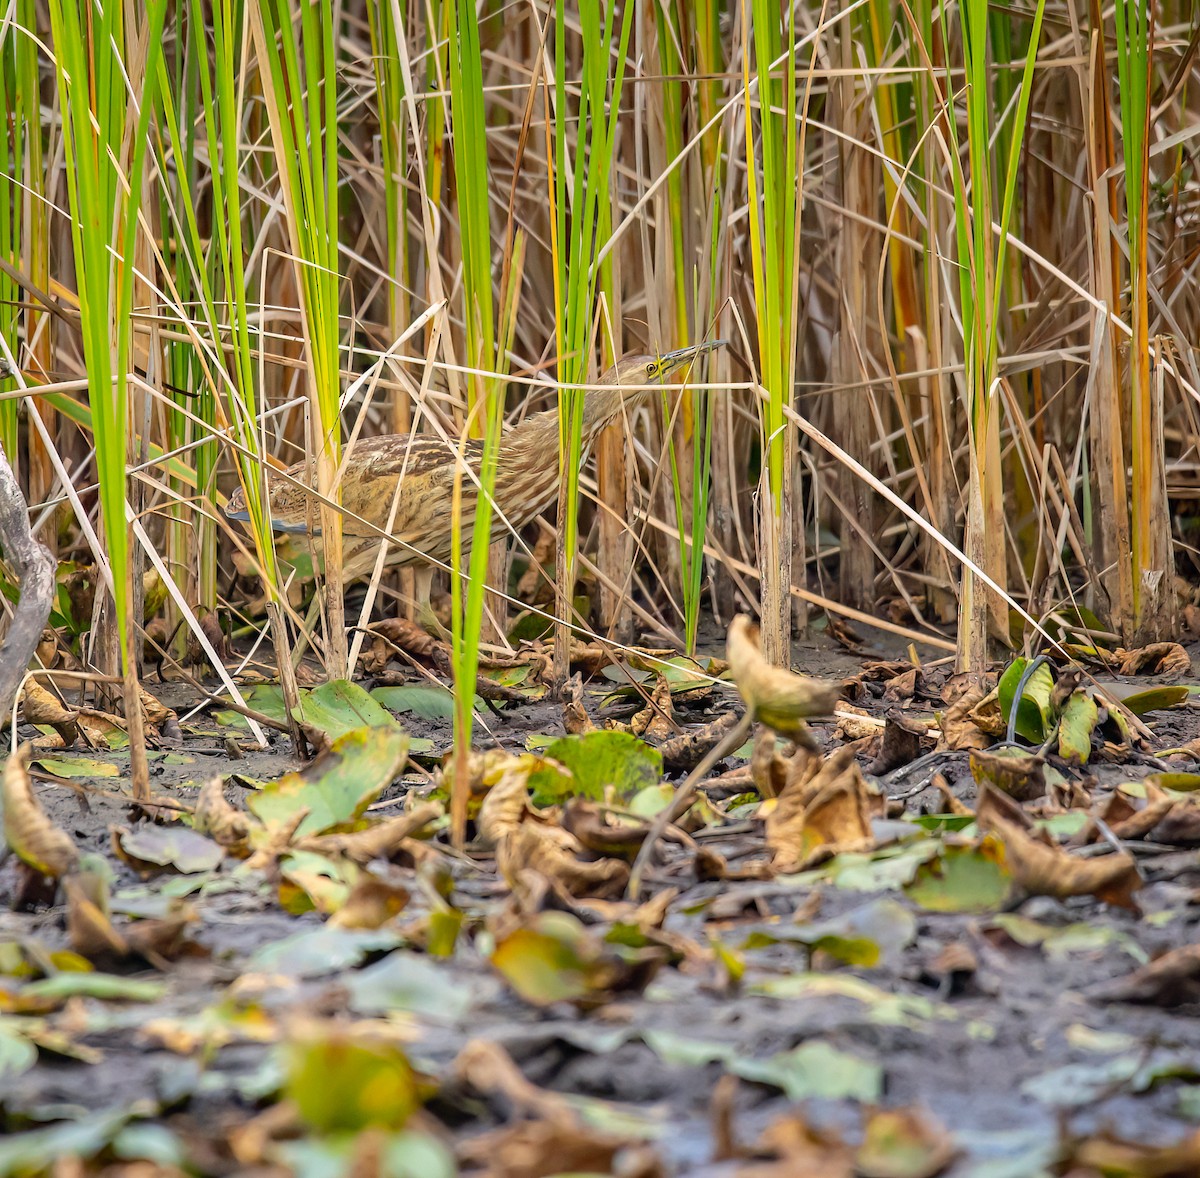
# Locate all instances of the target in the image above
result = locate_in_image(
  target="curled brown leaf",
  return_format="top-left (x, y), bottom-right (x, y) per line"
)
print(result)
top-left (726, 615), bottom-right (838, 745)
top-left (2, 744), bottom-right (78, 878)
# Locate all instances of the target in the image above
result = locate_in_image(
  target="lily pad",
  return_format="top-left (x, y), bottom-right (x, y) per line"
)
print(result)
top-left (295, 680), bottom-right (403, 739)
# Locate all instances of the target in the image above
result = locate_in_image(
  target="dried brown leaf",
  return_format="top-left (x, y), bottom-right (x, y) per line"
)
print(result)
top-left (977, 788), bottom-right (1141, 909)
top-left (21, 681), bottom-right (82, 746)
top-left (192, 777), bottom-right (253, 855)
top-left (2, 745), bottom-right (78, 878)
top-left (295, 803), bottom-right (441, 864)
top-left (726, 615), bottom-right (838, 745)
top-left (1091, 944), bottom-right (1200, 1006)
top-left (767, 745), bottom-right (876, 873)
top-left (969, 748), bottom-right (1046, 801)
top-left (1115, 641), bottom-right (1192, 676)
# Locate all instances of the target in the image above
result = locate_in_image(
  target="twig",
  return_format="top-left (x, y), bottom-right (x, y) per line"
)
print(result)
top-left (626, 711), bottom-right (752, 899)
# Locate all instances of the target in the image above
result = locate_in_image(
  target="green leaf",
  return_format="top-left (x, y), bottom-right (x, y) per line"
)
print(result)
top-left (490, 913), bottom-right (595, 1006)
top-left (21, 973), bottom-right (166, 1003)
top-left (276, 1132), bottom-right (454, 1178)
top-left (748, 898), bottom-right (917, 968)
top-left (29, 754), bottom-right (120, 779)
top-left (1120, 685), bottom-right (1190, 716)
top-left (732, 1040), bottom-right (883, 1102)
top-left (0, 1027), bottom-right (37, 1080)
top-left (286, 1030), bottom-right (420, 1133)
top-left (526, 731), bottom-right (663, 806)
top-left (296, 680), bottom-right (404, 739)
top-left (997, 658), bottom-right (1055, 742)
top-left (372, 684), bottom-right (460, 721)
top-left (248, 727), bottom-right (408, 838)
top-left (1057, 691), bottom-right (1098, 765)
top-left (1144, 772), bottom-right (1200, 794)
top-left (905, 838), bottom-right (1012, 913)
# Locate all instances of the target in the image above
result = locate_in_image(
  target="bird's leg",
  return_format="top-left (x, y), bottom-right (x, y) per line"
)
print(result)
top-left (413, 565), bottom-right (452, 644)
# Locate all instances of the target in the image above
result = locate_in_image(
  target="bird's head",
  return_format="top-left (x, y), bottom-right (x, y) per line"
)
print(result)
top-left (603, 339), bottom-right (727, 397)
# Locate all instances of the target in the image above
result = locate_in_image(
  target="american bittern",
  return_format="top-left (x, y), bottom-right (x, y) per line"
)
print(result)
top-left (225, 341), bottom-right (725, 631)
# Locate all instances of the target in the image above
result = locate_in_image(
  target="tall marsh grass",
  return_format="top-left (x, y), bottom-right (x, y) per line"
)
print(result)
top-left (0, 0), bottom-right (1195, 732)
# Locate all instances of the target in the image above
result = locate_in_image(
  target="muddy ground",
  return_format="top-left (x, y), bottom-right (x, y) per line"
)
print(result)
top-left (3, 630), bottom-right (1200, 1176)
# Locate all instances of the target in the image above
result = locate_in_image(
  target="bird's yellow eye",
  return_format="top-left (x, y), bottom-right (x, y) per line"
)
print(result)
top-left (646, 361), bottom-right (657, 379)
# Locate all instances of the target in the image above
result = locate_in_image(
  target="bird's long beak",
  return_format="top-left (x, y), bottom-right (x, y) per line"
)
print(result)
top-left (655, 339), bottom-right (727, 379)
top-left (225, 506), bottom-right (312, 535)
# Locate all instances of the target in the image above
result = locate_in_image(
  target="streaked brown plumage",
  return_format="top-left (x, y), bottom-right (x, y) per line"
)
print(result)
top-left (225, 342), bottom-right (724, 627)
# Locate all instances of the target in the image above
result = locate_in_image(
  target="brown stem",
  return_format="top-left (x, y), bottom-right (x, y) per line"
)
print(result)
top-left (0, 441), bottom-right (54, 728)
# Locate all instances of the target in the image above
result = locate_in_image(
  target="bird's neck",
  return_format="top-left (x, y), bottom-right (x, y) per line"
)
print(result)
top-left (506, 387), bottom-right (649, 456)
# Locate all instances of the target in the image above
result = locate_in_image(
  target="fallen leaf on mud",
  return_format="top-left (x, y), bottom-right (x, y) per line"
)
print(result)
top-left (285, 1023), bottom-right (421, 1133)
top-left (21, 680), bottom-right (82, 746)
top-left (346, 952), bottom-right (473, 1020)
top-left (2, 745), bottom-right (79, 878)
top-left (560, 673), bottom-right (596, 735)
top-left (738, 1106), bottom-right (854, 1177)
top-left (248, 727), bottom-right (409, 838)
top-left (192, 777), bottom-right (253, 854)
top-left (66, 869), bottom-right (195, 965)
top-left (562, 799), bottom-right (650, 859)
top-left (293, 679), bottom-right (404, 743)
top-left (489, 911), bottom-right (664, 1008)
top-left (294, 803), bottom-right (441, 863)
top-left (866, 712), bottom-right (928, 775)
top-left (905, 836), bottom-right (1011, 913)
top-left (500, 820), bottom-right (629, 900)
top-left (658, 711), bottom-right (743, 772)
top-left (1067, 1129), bottom-right (1200, 1177)
top-left (767, 745), bottom-right (877, 873)
top-left (456, 1112), bottom-right (664, 1178)
top-left (476, 756), bottom-right (538, 846)
top-left (628, 675), bottom-right (674, 742)
top-left (328, 872), bottom-right (412, 930)
top-left (977, 787), bottom-right (1141, 909)
top-left (745, 898), bottom-right (916, 969)
top-left (27, 752), bottom-right (119, 778)
top-left (17, 972), bottom-right (165, 1005)
top-left (727, 614), bottom-right (838, 745)
top-left (249, 926), bottom-right (403, 979)
top-left (939, 686), bottom-right (993, 750)
top-left (732, 1040), bottom-right (883, 1102)
top-left (986, 914), bottom-right (1146, 963)
top-left (526, 731), bottom-right (662, 806)
top-left (1090, 944), bottom-right (1200, 1006)
top-left (1118, 684), bottom-right (1191, 716)
top-left (64, 870), bottom-right (129, 960)
top-left (968, 747), bottom-right (1046, 801)
top-left (115, 824), bottom-right (225, 875)
top-left (856, 1107), bottom-right (957, 1178)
